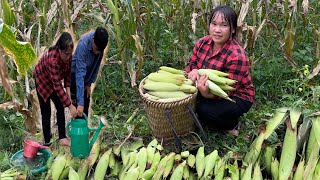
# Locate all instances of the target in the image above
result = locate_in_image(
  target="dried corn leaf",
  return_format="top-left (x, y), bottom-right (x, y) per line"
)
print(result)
top-left (0, 23), bottom-right (37, 76)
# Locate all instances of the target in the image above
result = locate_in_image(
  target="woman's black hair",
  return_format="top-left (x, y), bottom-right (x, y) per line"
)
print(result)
top-left (49, 32), bottom-right (74, 51)
top-left (208, 5), bottom-right (238, 38)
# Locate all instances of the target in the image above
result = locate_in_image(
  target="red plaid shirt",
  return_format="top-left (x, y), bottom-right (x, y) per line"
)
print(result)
top-left (186, 36), bottom-right (255, 102)
top-left (33, 48), bottom-right (72, 107)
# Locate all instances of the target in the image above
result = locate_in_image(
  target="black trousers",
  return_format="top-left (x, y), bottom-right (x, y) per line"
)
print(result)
top-left (196, 95), bottom-right (252, 130)
top-left (70, 83), bottom-right (90, 117)
top-left (36, 88), bottom-right (66, 144)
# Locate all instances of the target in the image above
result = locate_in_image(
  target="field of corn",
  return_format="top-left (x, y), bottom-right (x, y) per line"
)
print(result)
top-left (1, 0), bottom-right (320, 179)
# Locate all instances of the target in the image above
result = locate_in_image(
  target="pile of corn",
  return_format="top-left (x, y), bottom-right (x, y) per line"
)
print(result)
top-left (142, 66), bottom-right (197, 102)
top-left (37, 107), bottom-right (320, 180)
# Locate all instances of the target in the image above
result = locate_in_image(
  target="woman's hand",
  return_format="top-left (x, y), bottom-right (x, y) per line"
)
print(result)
top-left (77, 105), bottom-right (84, 117)
top-left (197, 74), bottom-right (215, 98)
top-left (69, 104), bottom-right (77, 118)
top-left (188, 69), bottom-right (199, 83)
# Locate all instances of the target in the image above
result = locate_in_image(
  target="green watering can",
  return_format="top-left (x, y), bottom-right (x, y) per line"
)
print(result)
top-left (67, 113), bottom-right (107, 158)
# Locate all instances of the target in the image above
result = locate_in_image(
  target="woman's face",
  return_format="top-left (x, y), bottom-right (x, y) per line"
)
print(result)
top-left (59, 47), bottom-right (73, 62)
top-left (209, 12), bottom-right (234, 47)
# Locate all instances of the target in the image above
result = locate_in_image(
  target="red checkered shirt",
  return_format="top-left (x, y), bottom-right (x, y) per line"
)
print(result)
top-left (186, 36), bottom-right (255, 102)
top-left (33, 48), bottom-right (72, 107)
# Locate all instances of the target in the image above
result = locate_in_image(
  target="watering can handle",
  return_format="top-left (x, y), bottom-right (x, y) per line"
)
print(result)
top-left (70, 113), bottom-right (88, 121)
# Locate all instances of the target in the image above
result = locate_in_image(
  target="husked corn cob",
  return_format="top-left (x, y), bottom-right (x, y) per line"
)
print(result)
top-left (207, 80), bottom-right (234, 102)
top-left (208, 69), bottom-right (229, 77)
top-left (178, 84), bottom-right (197, 93)
top-left (198, 69), bottom-right (227, 84)
top-left (148, 91), bottom-right (187, 99)
top-left (170, 161), bottom-right (186, 180)
top-left (147, 73), bottom-right (185, 85)
top-left (196, 146), bottom-right (205, 178)
top-left (160, 66), bottom-right (185, 75)
top-left (143, 81), bottom-right (180, 91)
top-left (279, 120), bottom-right (297, 180)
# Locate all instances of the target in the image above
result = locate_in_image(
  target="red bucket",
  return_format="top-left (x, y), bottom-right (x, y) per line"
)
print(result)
top-left (23, 139), bottom-right (49, 158)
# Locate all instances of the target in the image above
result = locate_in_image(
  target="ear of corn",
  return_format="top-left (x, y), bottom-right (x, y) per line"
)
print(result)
top-left (207, 80), bottom-right (234, 102)
top-left (214, 157), bottom-right (225, 180)
top-left (178, 84), bottom-right (197, 93)
top-left (181, 151), bottom-right (190, 158)
top-left (293, 158), bottom-right (304, 180)
top-left (252, 161), bottom-right (263, 180)
top-left (108, 152), bottom-right (116, 169)
top-left (306, 120), bottom-right (317, 162)
top-left (243, 132), bottom-right (265, 166)
top-left (218, 76), bottom-right (237, 85)
top-left (263, 146), bottom-right (275, 175)
top-left (303, 142), bottom-right (320, 180)
top-left (159, 66), bottom-right (185, 75)
top-left (163, 152), bottom-right (176, 178)
top-left (196, 146), bottom-right (205, 178)
top-left (290, 108), bottom-right (301, 129)
top-left (77, 159), bottom-right (89, 180)
top-left (184, 78), bottom-right (193, 85)
top-left (137, 147), bottom-right (148, 174)
top-left (279, 120), bottom-right (297, 180)
top-left (152, 155), bottom-right (168, 180)
top-left (143, 81), bottom-right (180, 91)
top-left (144, 93), bottom-right (160, 100)
top-left (170, 160), bottom-right (186, 180)
top-left (264, 107), bottom-right (289, 140)
top-left (187, 154), bottom-right (196, 168)
top-left (311, 116), bottom-right (320, 147)
top-left (203, 150), bottom-right (218, 178)
top-left (147, 72), bottom-right (185, 85)
top-left (68, 167), bottom-right (79, 180)
top-left (148, 91), bottom-right (187, 99)
top-left (157, 97), bottom-right (185, 102)
top-left (218, 84), bottom-right (235, 91)
top-left (151, 151), bottom-right (161, 169)
top-left (208, 69), bottom-right (229, 77)
top-left (228, 160), bottom-right (239, 180)
top-left (198, 69), bottom-right (227, 85)
top-left (110, 160), bottom-right (121, 176)
top-left (147, 139), bottom-right (158, 148)
top-left (312, 159), bottom-right (320, 179)
top-left (124, 167), bottom-right (140, 180)
top-left (241, 163), bottom-right (253, 180)
top-left (147, 146), bottom-right (156, 165)
top-left (183, 165), bottom-right (190, 179)
top-left (51, 154), bottom-right (67, 180)
top-left (271, 157), bottom-right (279, 180)
top-left (94, 149), bottom-right (112, 180)
top-left (142, 162), bottom-right (158, 180)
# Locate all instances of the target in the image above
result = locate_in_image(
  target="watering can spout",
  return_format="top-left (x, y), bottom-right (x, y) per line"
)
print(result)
top-left (89, 116), bottom-right (107, 150)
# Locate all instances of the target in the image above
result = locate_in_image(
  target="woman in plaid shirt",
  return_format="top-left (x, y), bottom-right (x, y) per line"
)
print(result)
top-left (186, 5), bottom-right (255, 135)
top-left (33, 32), bottom-right (77, 146)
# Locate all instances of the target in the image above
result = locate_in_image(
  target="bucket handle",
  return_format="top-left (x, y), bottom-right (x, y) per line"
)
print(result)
top-left (187, 105), bottom-right (207, 140)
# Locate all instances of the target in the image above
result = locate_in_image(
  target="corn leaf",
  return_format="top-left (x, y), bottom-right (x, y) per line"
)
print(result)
top-left (0, 23), bottom-right (37, 76)
top-left (1, 0), bottom-right (16, 26)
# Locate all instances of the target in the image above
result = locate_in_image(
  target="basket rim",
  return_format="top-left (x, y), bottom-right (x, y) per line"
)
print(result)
top-left (139, 77), bottom-right (198, 104)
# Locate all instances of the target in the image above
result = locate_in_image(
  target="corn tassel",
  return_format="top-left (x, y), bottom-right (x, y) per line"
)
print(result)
top-left (279, 120), bottom-right (297, 180)
top-left (170, 161), bottom-right (186, 180)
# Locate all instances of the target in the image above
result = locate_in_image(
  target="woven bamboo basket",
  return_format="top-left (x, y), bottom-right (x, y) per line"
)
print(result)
top-left (139, 78), bottom-right (197, 140)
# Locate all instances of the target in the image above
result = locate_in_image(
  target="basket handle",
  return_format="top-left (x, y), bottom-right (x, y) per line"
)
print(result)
top-left (164, 109), bottom-right (182, 153)
top-left (187, 105), bottom-right (207, 140)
